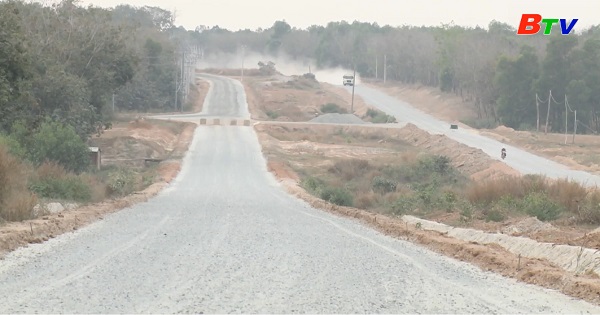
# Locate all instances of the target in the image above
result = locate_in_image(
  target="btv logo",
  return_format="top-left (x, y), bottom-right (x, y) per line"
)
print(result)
top-left (517, 14), bottom-right (578, 35)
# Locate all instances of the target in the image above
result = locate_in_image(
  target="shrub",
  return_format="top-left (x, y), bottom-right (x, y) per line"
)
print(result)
top-left (372, 176), bottom-right (398, 194)
top-left (521, 192), bottom-right (563, 221)
top-left (0, 133), bottom-right (26, 159)
top-left (578, 191), bottom-right (600, 224)
top-left (320, 103), bottom-right (347, 114)
top-left (440, 190), bottom-right (459, 212)
top-left (485, 209), bottom-right (506, 222)
top-left (29, 119), bottom-right (90, 173)
top-left (29, 162), bottom-right (91, 202)
top-left (301, 176), bottom-right (325, 194)
top-left (365, 108), bottom-right (397, 123)
top-left (106, 168), bottom-right (137, 197)
top-left (391, 195), bottom-right (418, 216)
top-left (266, 110), bottom-right (279, 119)
top-left (29, 177), bottom-right (92, 202)
top-left (412, 182), bottom-right (439, 210)
top-left (319, 187), bottom-right (353, 206)
top-left (460, 204), bottom-right (474, 222)
top-left (418, 155), bottom-right (452, 175)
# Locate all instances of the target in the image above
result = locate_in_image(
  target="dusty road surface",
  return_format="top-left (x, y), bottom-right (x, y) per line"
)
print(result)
top-left (352, 85), bottom-right (600, 187)
top-left (1, 75), bottom-right (600, 314)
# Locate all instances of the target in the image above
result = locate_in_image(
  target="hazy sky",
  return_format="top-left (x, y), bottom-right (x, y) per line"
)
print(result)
top-left (72, 0), bottom-right (598, 31)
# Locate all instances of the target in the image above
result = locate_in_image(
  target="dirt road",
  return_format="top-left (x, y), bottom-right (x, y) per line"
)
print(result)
top-left (352, 85), bottom-right (600, 187)
top-left (1, 75), bottom-right (599, 313)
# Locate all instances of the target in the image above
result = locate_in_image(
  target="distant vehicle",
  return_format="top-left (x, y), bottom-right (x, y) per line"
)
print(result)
top-left (343, 75), bottom-right (354, 86)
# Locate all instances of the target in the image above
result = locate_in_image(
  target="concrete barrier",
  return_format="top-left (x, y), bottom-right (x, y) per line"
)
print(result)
top-left (200, 118), bottom-right (207, 125)
top-left (244, 120), bottom-right (251, 126)
top-left (403, 215), bottom-right (600, 275)
top-left (230, 120), bottom-right (238, 126)
top-left (213, 118), bottom-right (220, 125)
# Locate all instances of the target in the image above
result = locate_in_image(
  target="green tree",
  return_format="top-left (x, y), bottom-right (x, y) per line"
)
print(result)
top-left (535, 36), bottom-right (578, 132)
top-left (495, 46), bottom-right (540, 128)
top-left (0, 1), bottom-right (31, 132)
top-left (568, 37), bottom-right (600, 132)
top-left (29, 119), bottom-right (90, 173)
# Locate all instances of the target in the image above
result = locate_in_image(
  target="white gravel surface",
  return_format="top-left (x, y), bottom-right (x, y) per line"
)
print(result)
top-left (351, 85), bottom-right (600, 187)
top-left (1, 75), bottom-right (600, 313)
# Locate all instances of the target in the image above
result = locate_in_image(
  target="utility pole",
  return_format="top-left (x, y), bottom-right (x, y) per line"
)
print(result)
top-left (383, 54), bottom-right (387, 84)
top-left (573, 110), bottom-right (577, 144)
top-left (535, 93), bottom-right (540, 132)
top-left (545, 90), bottom-right (552, 134)
top-left (241, 45), bottom-right (246, 82)
top-left (565, 94), bottom-right (568, 145)
top-left (375, 56), bottom-right (378, 79)
top-left (181, 50), bottom-right (185, 112)
top-left (351, 64), bottom-right (356, 113)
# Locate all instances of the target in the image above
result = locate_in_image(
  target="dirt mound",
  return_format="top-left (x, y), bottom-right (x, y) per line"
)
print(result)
top-left (309, 113), bottom-right (366, 124)
top-left (501, 217), bottom-right (559, 236)
top-left (393, 124), bottom-right (517, 179)
top-left (495, 125), bottom-right (516, 132)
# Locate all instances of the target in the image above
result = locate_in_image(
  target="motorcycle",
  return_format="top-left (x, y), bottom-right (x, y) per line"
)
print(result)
top-left (501, 149), bottom-right (506, 160)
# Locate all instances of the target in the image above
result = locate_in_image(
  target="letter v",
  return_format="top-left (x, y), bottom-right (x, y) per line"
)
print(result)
top-left (560, 19), bottom-right (578, 35)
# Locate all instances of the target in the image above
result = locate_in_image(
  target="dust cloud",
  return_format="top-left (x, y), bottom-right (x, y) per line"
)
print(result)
top-left (195, 51), bottom-right (361, 85)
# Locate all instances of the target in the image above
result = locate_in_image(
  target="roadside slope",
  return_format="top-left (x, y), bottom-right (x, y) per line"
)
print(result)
top-left (352, 85), bottom-right (600, 187)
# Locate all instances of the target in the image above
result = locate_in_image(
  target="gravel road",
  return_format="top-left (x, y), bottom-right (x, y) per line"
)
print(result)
top-left (1, 75), bottom-right (600, 313)
top-left (352, 85), bottom-right (600, 187)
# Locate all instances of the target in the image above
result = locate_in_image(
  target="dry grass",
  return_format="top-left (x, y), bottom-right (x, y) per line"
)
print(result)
top-left (467, 175), bottom-right (586, 210)
top-left (35, 160), bottom-right (68, 179)
top-left (328, 159), bottom-right (373, 181)
top-left (0, 146), bottom-right (37, 222)
top-left (127, 118), bottom-right (153, 130)
top-left (466, 174), bottom-right (596, 222)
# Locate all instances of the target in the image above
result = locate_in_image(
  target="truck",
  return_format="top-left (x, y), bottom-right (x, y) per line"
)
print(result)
top-left (343, 74), bottom-right (355, 86)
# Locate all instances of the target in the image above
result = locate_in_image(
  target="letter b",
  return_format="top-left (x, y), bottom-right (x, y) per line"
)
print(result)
top-left (517, 14), bottom-right (542, 35)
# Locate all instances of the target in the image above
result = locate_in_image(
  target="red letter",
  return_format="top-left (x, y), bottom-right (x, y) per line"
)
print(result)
top-left (517, 14), bottom-right (542, 35)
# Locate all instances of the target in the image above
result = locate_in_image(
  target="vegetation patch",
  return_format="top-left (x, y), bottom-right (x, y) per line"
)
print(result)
top-left (262, 126), bottom-right (600, 226)
top-left (320, 103), bottom-right (348, 114)
top-left (364, 108), bottom-right (397, 123)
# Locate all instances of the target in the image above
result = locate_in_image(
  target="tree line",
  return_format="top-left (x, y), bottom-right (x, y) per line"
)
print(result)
top-left (0, 0), bottom-right (197, 142)
top-left (192, 20), bottom-right (600, 133)
top-left (0, 0), bottom-right (202, 173)
top-left (2, 1), bottom-right (600, 138)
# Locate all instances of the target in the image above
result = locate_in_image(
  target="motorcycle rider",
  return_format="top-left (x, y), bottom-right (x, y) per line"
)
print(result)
top-left (501, 148), bottom-right (506, 159)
